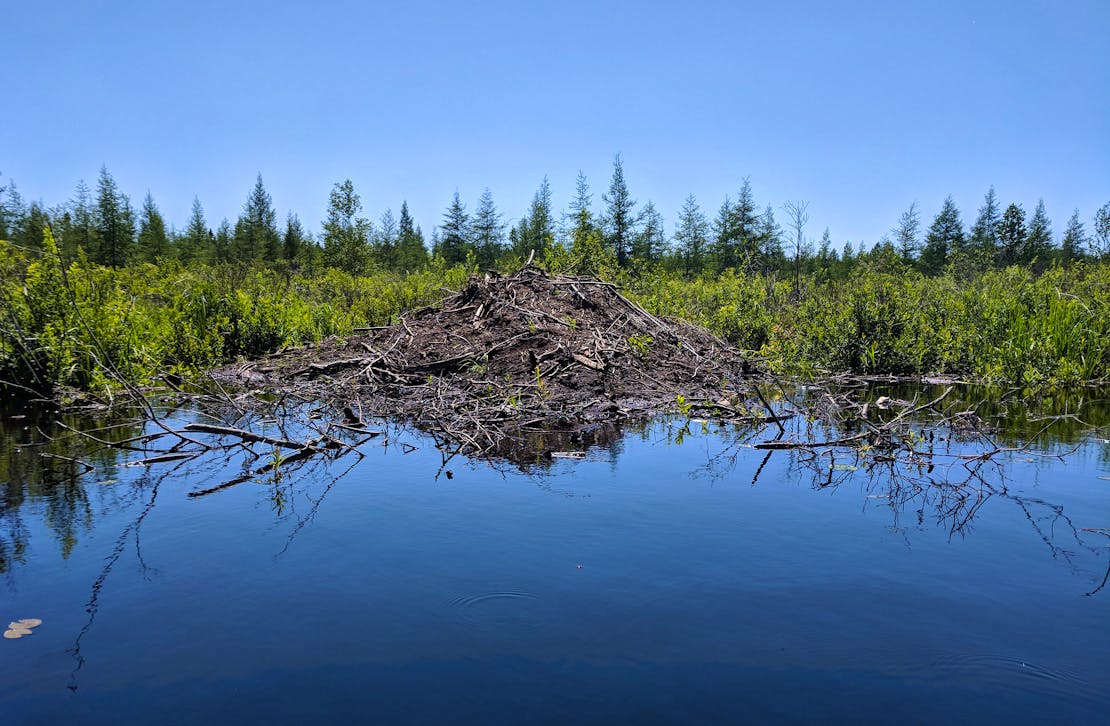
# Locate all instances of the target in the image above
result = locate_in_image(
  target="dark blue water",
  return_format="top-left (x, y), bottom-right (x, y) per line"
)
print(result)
top-left (2, 391), bottom-right (1109, 724)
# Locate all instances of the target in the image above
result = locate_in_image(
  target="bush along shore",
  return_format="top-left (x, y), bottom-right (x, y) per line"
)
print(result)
top-left (1, 230), bottom-right (1109, 401)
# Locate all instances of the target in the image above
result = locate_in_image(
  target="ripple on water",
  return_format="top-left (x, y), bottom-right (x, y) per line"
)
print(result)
top-left (921, 653), bottom-right (1101, 701)
top-left (450, 591), bottom-right (541, 630)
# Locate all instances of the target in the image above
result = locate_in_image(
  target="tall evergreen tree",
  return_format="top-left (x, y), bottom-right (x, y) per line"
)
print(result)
top-left (394, 201), bottom-right (428, 271)
top-left (968, 186), bottom-right (1000, 269)
top-left (322, 179), bottom-right (372, 273)
top-left (997, 202), bottom-right (1027, 267)
top-left (136, 192), bottom-right (169, 262)
top-left (94, 166), bottom-right (134, 267)
top-left (711, 196), bottom-right (736, 271)
top-left (892, 201), bottom-right (921, 264)
top-left (471, 188), bottom-right (505, 267)
top-left (731, 179), bottom-right (761, 268)
top-left (601, 154), bottom-right (638, 266)
top-left (181, 197), bottom-right (211, 262)
top-left (920, 196), bottom-right (964, 275)
top-left (1059, 210), bottom-right (1086, 263)
top-left (1024, 199), bottom-right (1053, 268)
top-left (513, 177), bottom-right (553, 258)
top-left (674, 194), bottom-right (709, 274)
top-left (213, 219), bottom-right (233, 262)
top-left (233, 174), bottom-right (280, 261)
top-left (758, 205), bottom-right (783, 266)
top-left (282, 212), bottom-right (307, 263)
top-left (68, 179), bottom-right (97, 259)
top-left (0, 179), bottom-right (25, 242)
top-left (374, 208), bottom-right (398, 268)
top-left (436, 191), bottom-right (471, 264)
top-left (632, 201), bottom-right (666, 264)
top-left (562, 171), bottom-right (595, 245)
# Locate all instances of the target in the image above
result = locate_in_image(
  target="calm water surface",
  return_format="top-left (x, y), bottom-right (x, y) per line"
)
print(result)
top-left (1, 385), bottom-right (1108, 724)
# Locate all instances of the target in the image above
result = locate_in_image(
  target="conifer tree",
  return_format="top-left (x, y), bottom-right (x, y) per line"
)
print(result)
top-left (1059, 210), bottom-right (1086, 263)
top-left (632, 201), bottom-right (666, 264)
top-left (62, 179), bottom-right (97, 260)
top-left (968, 186), bottom-right (1000, 269)
top-left (394, 201), bottom-right (428, 271)
top-left (472, 188), bottom-right (505, 267)
top-left (94, 166), bottom-right (134, 267)
top-left (674, 194), bottom-right (709, 274)
top-left (374, 208), bottom-right (398, 268)
top-left (732, 179), bottom-right (761, 267)
top-left (233, 174), bottom-right (280, 261)
top-left (997, 203), bottom-right (1027, 267)
top-left (213, 219), bottom-right (233, 262)
top-left (759, 205), bottom-right (783, 267)
top-left (282, 213), bottom-right (307, 263)
top-left (0, 179), bottom-right (25, 242)
top-left (436, 191), bottom-right (471, 264)
top-left (601, 154), bottom-right (638, 266)
top-left (892, 201), bottom-right (921, 264)
top-left (513, 178), bottom-right (553, 258)
top-left (1024, 199), bottom-right (1053, 268)
top-left (711, 196), bottom-right (736, 271)
top-left (322, 179), bottom-right (372, 273)
top-left (136, 192), bottom-right (169, 262)
top-left (920, 196), bottom-right (964, 275)
top-left (181, 197), bottom-right (210, 262)
top-left (562, 171), bottom-right (595, 245)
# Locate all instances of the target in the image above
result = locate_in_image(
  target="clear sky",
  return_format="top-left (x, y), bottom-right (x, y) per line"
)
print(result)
top-left (4, 0), bottom-right (1108, 247)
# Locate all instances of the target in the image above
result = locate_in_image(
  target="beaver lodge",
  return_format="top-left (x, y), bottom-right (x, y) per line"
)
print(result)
top-left (215, 264), bottom-right (762, 461)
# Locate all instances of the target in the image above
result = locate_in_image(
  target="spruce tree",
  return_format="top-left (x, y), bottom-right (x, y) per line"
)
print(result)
top-left (282, 213), bottom-right (307, 263)
top-left (65, 179), bottom-right (97, 259)
top-left (632, 201), bottom-right (666, 264)
top-left (562, 171), bottom-right (594, 245)
top-left (733, 178), bottom-right (761, 266)
top-left (674, 194), bottom-right (709, 274)
top-left (997, 203), bottom-right (1027, 267)
top-left (1059, 210), bottom-right (1086, 263)
top-left (136, 192), bottom-right (169, 262)
top-left (436, 191), bottom-right (471, 264)
top-left (374, 208), bottom-right (398, 268)
top-left (892, 201), bottom-right (921, 264)
top-left (213, 219), bottom-right (233, 262)
top-left (711, 196), bottom-right (736, 271)
top-left (234, 174), bottom-right (280, 262)
top-left (0, 179), bottom-right (25, 242)
top-left (1024, 199), bottom-right (1053, 268)
top-left (394, 201), bottom-right (429, 271)
top-left (472, 188), bottom-right (505, 267)
top-left (758, 205), bottom-right (783, 267)
top-left (920, 196), bottom-right (964, 275)
top-left (95, 166), bottom-right (134, 267)
top-left (968, 186), bottom-right (1000, 269)
top-left (601, 154), bottom-right (638, 266)
top-left (181, 197), bottom-right (210, 262)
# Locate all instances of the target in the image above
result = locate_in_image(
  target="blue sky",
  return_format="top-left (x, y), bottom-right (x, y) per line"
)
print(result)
top-left (4, 0), bottom-right (1108, 247)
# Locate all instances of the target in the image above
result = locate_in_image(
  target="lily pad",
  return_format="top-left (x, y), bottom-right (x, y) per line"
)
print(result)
top-left (15, 618), bottom-right (42, 629)
top-left (3, 628), bottom-right (32, 639)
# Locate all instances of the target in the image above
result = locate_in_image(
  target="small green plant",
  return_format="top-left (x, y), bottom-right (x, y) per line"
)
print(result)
top-left (675, 394), bottom-right (692, 417)
top-left (628, 334), bottom-right (653, 359)
top-left (565, 315), bottom-right (579, 330)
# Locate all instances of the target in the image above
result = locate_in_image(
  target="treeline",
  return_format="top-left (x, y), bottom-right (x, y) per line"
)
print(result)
top-left (2, 157), bottom-right (1108, 278)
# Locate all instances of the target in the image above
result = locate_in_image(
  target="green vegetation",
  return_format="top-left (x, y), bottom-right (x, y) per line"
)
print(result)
top-left (1, 162), bottom-right (1108, 395)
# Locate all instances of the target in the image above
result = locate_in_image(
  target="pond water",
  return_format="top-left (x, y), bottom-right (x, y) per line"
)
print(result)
top-left (1, 384), bottom-right (1108, 723)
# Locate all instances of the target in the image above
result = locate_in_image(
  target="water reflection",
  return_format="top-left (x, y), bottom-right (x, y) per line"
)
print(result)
top-left (1, 384), bottom-right (1108, 590)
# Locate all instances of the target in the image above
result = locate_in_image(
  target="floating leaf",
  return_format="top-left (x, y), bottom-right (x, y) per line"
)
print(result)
top-left (16, 618), bottom-right (42, 629)
top-left (3, 628), bottom-right (31, 639)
